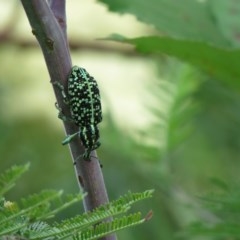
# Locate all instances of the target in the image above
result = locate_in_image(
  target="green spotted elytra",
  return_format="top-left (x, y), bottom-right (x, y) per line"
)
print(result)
top-left (57, 66), bottom-right (102, 160)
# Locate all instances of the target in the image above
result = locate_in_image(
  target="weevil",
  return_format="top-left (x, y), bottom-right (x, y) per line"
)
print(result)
top-left (55, 66), bottom-right (102, 160)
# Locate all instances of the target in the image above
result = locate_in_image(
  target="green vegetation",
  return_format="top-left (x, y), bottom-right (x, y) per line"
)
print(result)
top-left (1, 0), bottom-right (240, 239)
top-left (0, 164), bottom-right (153, 239)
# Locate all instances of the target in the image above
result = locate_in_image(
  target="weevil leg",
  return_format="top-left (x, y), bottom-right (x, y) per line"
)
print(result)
top-left (55, 102), bottom-right (75, 123)
top-left (62, 131), bottom-right (80, 145)
top-left (92, 141), bottom-right (101, 150)
top-left (52, 81), bottom-right (69, 104)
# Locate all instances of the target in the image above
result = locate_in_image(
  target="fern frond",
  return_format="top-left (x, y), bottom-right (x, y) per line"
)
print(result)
top-left (33, 190), bottom-right (154, 239)
top-left (0, 163), bottom-right (30, 196)
top-left (74, 212), bottom-right (147, 240)
top-left (37, 201), bottom-right (129, 239)
top-left (0, 190), bottom-right (85, 237)
top-left (21, 221), bottom-right (58, 239)
top-left (112, 189), bottom-right (154, 208)
top-left (0, 190), bottom-right (62, 228)
top-left (148, 63), bottom-right (201, 153)
top-left (48, 193), bottom-right (87, 217)
top-left (0, 162), bottom-right (153, 240)
top-left (1, 221), bottom-right (55, 239)
top-left (20, 190), bottom-right (86, 220)
top-left (0, 221), bottom-right (26, 236)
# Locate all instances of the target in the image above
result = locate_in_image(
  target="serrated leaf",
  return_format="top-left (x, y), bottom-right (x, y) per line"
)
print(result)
top-left (107, 35), bottom-right (240, 89)
top-left (210, 0), bottom-right (240, 48)
top-left (98, 0), bottom-right (228, 46)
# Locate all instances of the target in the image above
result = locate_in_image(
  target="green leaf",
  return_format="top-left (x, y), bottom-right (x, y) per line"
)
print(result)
top-left (0, 163), bottom-right (30, 196)
top-left (107, 35), bottom-right (240, 89)
top-left (150, 63), bottom-right (201, 152)
top-left (0, 163), bottom-right (153, 239)
top-left (98, 0), bottom-right (228, 46)
top-left (210, 0), bottom-right (240, 48)
top-left (79, 212), bottom-right (146, 240)
top-left (187, 222), bottom-right (240, 238)
top-left (209, 177), bottom-right (229, 191)
top-left (26, 190), bottom-right (154, 239)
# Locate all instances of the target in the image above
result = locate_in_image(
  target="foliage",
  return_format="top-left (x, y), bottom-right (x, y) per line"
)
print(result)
top-left (182, 180), bottom-right (240, 239)
top-left (96, 0), bottom-right (240, 239)
top-left (1, 0), bottom-right (240, 239)
top-left (0, 164), bottom-right (153, 240)
top-left (99, 0), bottom-right (240, 89)
top-left (98, 0), bottom-right (240, 47)
top-left (107, 35), bottom-right (240, 89)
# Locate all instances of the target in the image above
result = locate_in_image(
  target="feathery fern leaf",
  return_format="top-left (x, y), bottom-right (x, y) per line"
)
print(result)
top-left (0, 163), bottom-right (153, 240)
top-left (183, 181), bottom-right (240, 238)
top-left (0, 190), bottom-right (61, 228)
top-left (0, 190), bottom-right (85, 237)
top-left (0, 221), bottom-right (26, 236)
top-left (48, 193), bottom-right (87, 218)
top-left (21, 221), bottom-right (58, 239)
top-left (20, 190), bottom-right (85, 220)
top-left (28, 190), bottom-right (154, 239)
top-left (152, 63), bottom-right (200, 152)
top-left (0, 163), bottom-right (30, 196)
top-left (75, 212), bottom-right (147, 240)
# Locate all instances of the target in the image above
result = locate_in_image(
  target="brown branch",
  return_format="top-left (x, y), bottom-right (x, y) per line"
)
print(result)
top-left (20, 2), bottom-right (116, 239)
top-left (0, 36), bottom-right (135, 56)
top-left (48, 0), bottom-right (67, 38)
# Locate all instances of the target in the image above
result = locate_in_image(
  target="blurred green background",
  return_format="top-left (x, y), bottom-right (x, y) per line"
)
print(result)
top-left (1, 0), bottom-right (240, 239)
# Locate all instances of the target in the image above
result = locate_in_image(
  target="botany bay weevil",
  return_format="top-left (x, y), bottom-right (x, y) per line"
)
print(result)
top-left (55, 66), bottom-right (102, 160)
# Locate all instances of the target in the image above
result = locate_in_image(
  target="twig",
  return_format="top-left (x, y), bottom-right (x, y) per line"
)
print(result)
top-left (20, 3), bottom-right (116, 239)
